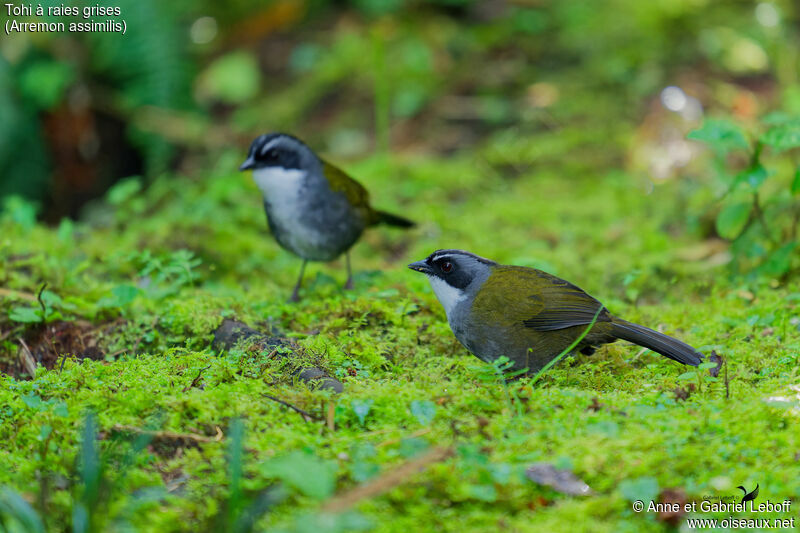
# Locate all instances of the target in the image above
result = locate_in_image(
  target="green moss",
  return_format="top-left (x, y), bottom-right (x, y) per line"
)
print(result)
top-left (2, 18), bottom-right (800, 530)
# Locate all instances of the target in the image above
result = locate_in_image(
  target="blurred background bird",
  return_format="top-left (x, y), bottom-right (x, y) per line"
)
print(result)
top-left (240, 133), bottom-right (414, 301)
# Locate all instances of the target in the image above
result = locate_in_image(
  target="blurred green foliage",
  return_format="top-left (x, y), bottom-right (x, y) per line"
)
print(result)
top-left (689, 113), bottom-right (800, 276)
top-left (2, 0), bottom-right (798, 220)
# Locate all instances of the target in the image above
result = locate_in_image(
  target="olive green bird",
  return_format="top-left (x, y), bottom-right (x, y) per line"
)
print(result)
top-left (240, 133), bottom-right (414, 301)
top-left (409, 249), bottom-right (704, 373)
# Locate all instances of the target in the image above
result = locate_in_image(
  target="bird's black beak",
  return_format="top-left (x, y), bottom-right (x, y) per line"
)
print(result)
top-left (239, 156), bottom-right (256, 171)
top-left (408, 260), bottom-right (432, 275)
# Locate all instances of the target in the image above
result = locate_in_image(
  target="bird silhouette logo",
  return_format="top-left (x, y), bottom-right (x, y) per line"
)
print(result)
top-left (737, 483), bottom-right (759, 504)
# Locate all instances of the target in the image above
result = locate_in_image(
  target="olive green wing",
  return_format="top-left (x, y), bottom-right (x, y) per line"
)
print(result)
top-left (479, 266), bottom-right (611, 332)
top-left (322, 159), bottom-right (372, 207)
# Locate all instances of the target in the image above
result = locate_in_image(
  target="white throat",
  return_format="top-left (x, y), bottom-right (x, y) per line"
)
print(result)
top-left (427, 276), bottom-right (466, 321)
top-left (252, 167), bottom-right (306, 200)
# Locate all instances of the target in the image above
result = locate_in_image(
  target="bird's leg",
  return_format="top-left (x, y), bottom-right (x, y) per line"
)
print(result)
top-left (289, 260), bottom-right (307, 302)
top-left (343, 252), bottom-right (354, 290)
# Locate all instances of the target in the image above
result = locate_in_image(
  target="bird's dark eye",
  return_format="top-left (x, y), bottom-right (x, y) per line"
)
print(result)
top-left (441, 262), bottom-right (453, 273)
top-left (268, 149), bottom-right (279, 160)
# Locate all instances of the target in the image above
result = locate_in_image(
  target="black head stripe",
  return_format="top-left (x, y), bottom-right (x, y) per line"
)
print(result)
top-left (425, 249), bottom-right (493, 290)
top-left (248, 133), bottom-right (306, 170)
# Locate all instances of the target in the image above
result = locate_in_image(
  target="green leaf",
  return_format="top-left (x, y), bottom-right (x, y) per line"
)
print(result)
top-left (677, 371), bottom-right (698, 381)
top-left (410, 400), bottom-right (436, 425)
top-left (399, 437), bottom-right (429, 458)
top-left (197, 51), bottom-right (260, 104)
top-left (111, 285), bottom-right (140, 307)
top-left (761, 111), bottom-right (798, 125)
top-left (792, 168), bottom-right (800, 195)
top-left (351, 399), bottom-right (374, 426)
top-left (57, 218), bottom-right (75, 242)
top-left (263, 451), bottom-right (336, 500)
top-left (22, 393), bottom-right (42, 409)
top-left (619, 476), bottom-right (659, 503)
top-left (17, 60), bottom-right (75, 110)
top-left (760, 124), bottom-right (800, 151)
top-left (716, 201), bottom-right (751, 239)
top-left (107, 177), bottom-right (142, 206)
top-left (467, 484), bottom-right (497, 502)
top-left (9, 306), bottom-right (43, 323)
top-left (40, 290), bottom-right (62, 309)
top-left (37, 425), bottom-right (52, 441)
top-left (698, 362), bottom-right (719, 370)
top-left (2, 196), bottom-right (38, 229)
top-left (759, 242), bottom-right (797, 277)
top-left (0, 487), bottom-right (46, 533)
top-left (687, 119), bottom-right (749, 152)
top-left (733, 164), bottom-right (768, 190)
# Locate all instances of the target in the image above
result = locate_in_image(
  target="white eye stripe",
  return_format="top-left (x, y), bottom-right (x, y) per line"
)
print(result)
top-left (259, 140), bottom-right (279, 156)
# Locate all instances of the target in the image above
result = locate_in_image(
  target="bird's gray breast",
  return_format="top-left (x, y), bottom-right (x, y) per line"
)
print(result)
top-left (254, 167), bottom-right (365, 261)
top-left (447, 293), bottom-right (501, 365)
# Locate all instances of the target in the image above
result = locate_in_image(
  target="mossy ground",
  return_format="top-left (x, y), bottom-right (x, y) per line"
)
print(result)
top-left (1, 114), bottom-right (799, 531)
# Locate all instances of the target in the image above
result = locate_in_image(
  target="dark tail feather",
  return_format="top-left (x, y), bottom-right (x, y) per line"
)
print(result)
top-left (610, 319), bottom-right (703, 366)
top-left (374, 210), bottom-right (415, 228)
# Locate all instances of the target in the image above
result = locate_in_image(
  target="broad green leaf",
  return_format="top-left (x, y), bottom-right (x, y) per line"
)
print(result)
top-left (759, 242), bottom-right (797, 277)
top-left (760, 124), bottom-right (800, 150)
top-left (351, 399), bottom-right (374, 426)
top-left (687, 119), bottom-right (749, 151)
top-left (761, 111), bottom-right (798, 125)
top-left (197, 51), bottom-right (260, 104)
top-left (263, 451), bottom-right (336, 500)
top-left (9, 306), bottom-right (42, 323)
top-left (468, 484), bottom-right (497, 502)
top-left (39, 290), bottom-right (62, 309)
top-left (0, 487), bottom-right (46, 533)
top-left (677, 371), bottom-right (698, 381)
top-left (733, 164), bottom-right (767, 190)
top-left (619, 476), bottom-right (659, 503)
top-left (2, 196), bottom-right (38, 229)
top-left (22, 393), bottom-right (42, 409)
top-left (18, 60), bottom-right (75, 110)
top-left (410, 400), bottom-right (436, 425)
top-left (792, 168), bottom-right (800, 195)
top-left (399, 437), bottom-right (429, 458)
top-left (107, 177), bottom-right (142, 206)
top-left (111, 285), bottom-right (140, 307)
top-left (37, 425), bottom-right (52, 441)
top-left (716, 202), bottom-right (751, 239)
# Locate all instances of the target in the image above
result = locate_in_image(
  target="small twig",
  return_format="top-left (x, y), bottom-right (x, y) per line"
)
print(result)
top-left (327, 402), bottom-right (336, 432)
top-left (36, 283), bottom-right (48, 323)
top-left (321, 446), bottom-right (454, 513)
top-left (0, 288), bottom-right (37, 301)
top-left (751, 192), bottom-right (778, 245)
top-left (17, 337), bottom-right (37, 376)
top-left (0, 328), bottom-right (15, 343)
top-left (182, 365), bottom-right (211, 393)
top-left (262, 393), bottom-right (321, 421)
top-left (112, 424), bottom-right (224, 444)
top-left (376, 428), bottom-right (432, 449)
top-left (724, 357), bottom-right (730, 400)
